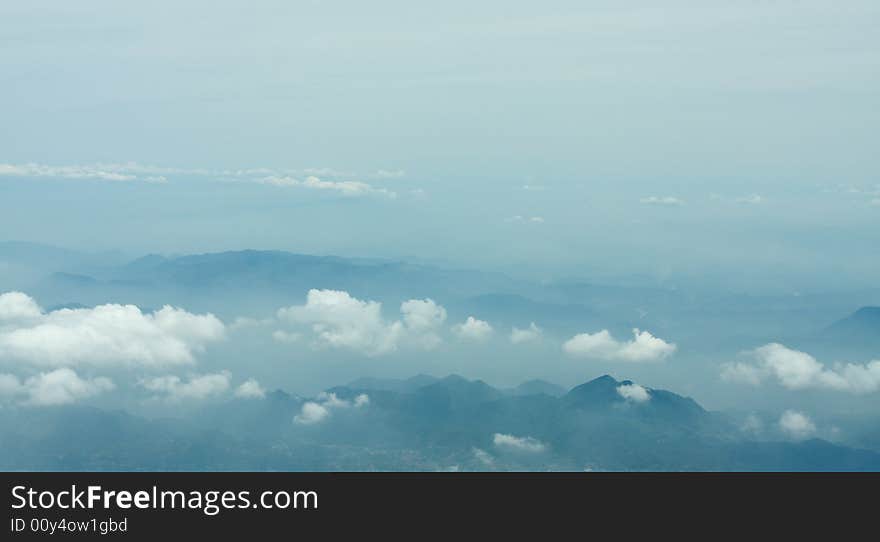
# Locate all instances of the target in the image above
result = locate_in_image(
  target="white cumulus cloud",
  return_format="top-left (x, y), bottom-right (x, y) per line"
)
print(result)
top-left (400, 298), bottom-right (446, 349)
top-left (277, 290), bottom-right (446, 356)
top-left (720, 343), bottom-right (880, 393)
top-left (453, 316), bottom-right (493, 341)
top-left (0, 368), bottom-right (114, 406)
top-left (510, 322), bottom-right (542, 344)
top-left (563, 328), bottom-right (676, 362)
top-left (0, 292), bottom-right (225, 368)
top-left (0, 292), bottom-right (43, 321)
top-left (616, 383), bottom-right (651, 403)
top-left (294, 391), bottom-right (369, 424)
top-left (294, 402), bottom-right (329, 425)
top-left (779, 410), bottom-right (816, 440)
top-left (234, 378), bottom-right (266, 399)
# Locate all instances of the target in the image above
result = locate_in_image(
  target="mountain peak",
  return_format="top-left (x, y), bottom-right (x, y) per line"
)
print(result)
top-left (820, 306), bottom-right (880, 347)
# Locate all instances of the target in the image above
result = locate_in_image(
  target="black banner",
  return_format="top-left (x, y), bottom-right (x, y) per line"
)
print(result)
top-left (1, 472), bottom-right (873, 538)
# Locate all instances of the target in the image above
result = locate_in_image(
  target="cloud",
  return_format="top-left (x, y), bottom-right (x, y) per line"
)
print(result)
top-left (0, 162), bottom-right (408, 191)
top-left (369, 169), bottom-right (406, 179)
top-left (735, 194), bottom-right (764, 204)
top-left (616, 383), bottom-right (651, 403)
top-left (294, 391), bottom-right (369, 424)
top-left (316, 391), bottom-right (350, 409)
top-left (277, 290), bottom-right (401, 356)
top-left (258, 175), bottom-right (396, 198)
top-left (400, 298), bottom-right (447, 349)
top-left (640, 196), bottom-right (684, 206)
top-left (140, 371), bottom-right (231, 401)
top-left (0, 163), bottom-right (137, 181)
top-left (277, 290), bottom-right (446, 356)
top-left (510, 322), bottom-right (542, 344)
top-left (401, 298), bottom-right (447, 331)
top-left (0, 291), bottom-right (43, 321)
top-left (563, 328), bottom-right (676, 362)
top-left (779, 410), bottom-right (816, 440)
top-left (492, 433), bottom-right (547, 453)
top-left (720, 362), bottom-right (765, 386)
top-left (720, 343), bottom-right (880, 393)
top-left (472, 447), bottom-right (495, 466)
top-left (294, 402), bottom-right (329, 425)
top-left (506, 215), bottom-right (545, 223)
top-left (271, 330), bottom-right (300, 344)
top-left (234, 378), bottom-right (266, 399)
top-left (0, 292), bottom-right (225, 368)
top-left (228, 316), bottom-right (273, 331)
top-left (453, 316), bottom-right (493, 341)
top-left (0, 368), bottom-right (114, 406)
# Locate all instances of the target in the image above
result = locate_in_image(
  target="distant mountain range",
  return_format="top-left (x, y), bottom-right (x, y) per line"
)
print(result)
top-left (2, 374), bottom-right (878, 471)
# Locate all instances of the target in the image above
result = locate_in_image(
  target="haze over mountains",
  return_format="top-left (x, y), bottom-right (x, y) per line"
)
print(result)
top-left (5, 241), bottom-right (879, 345)
top-left (2, 373), bottom-right (878, 471)
top-left (1, 241), bottom-right (879, 470)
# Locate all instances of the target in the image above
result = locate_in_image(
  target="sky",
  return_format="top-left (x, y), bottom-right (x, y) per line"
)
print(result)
top-left (1, 0), bottom-right (879, 292)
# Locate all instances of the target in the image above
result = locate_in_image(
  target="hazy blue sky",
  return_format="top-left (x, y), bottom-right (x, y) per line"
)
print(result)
top-left (2, 1), bottom-right (879, 291)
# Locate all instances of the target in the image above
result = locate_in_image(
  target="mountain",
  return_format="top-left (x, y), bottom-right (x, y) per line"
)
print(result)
top-left (3, 374), bottom-right (880, 471)
top-left (508, 379), bottom-right (567, 397)
top-left (347, 374), bottom-right (439, 394)
top-left (562, 375), bottom-right (624, 409)
top-left (819, 307), bottom-right (880, 347)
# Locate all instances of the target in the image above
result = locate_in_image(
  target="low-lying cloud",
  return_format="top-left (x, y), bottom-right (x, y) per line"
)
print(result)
top-left (616, 383), bottom-right (651, 403)
top-left (140, 371), bottom-right (231, 401)
top-left (0, 368), bottom-right (114, 406)
top-left (453, 316), bottom-right (493, 342)
top-left (721, 343), bottom-right (880, 394)
top-left (234, 378), bottom-right (266, 399)
top-left (0, 292), bottom-right (225, 368)
top-left (563, 328), bottom-right (676, 362)
top-left (510, 323), bottom-right (542, 344)
top-left (277, 290), bottom-right (447, 356)
top-left (294, 391), bottom-right (370, 425)
top-left (779, 410), bottom-right (816, 440)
